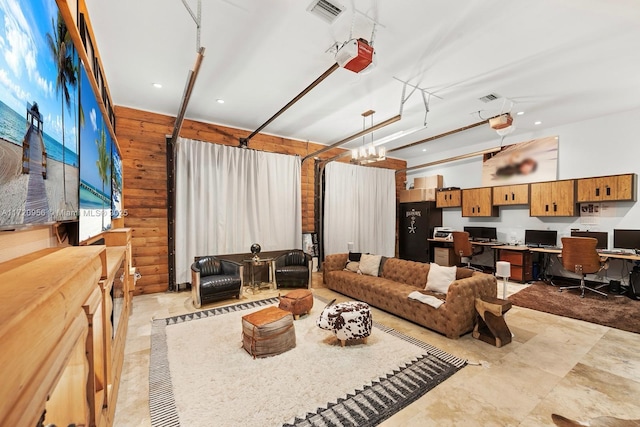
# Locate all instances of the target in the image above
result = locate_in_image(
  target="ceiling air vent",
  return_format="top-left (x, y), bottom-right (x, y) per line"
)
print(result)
top-left (478, 93), bottom-right (501, 103)
top-left (307, 0), bottom-right (345, 24)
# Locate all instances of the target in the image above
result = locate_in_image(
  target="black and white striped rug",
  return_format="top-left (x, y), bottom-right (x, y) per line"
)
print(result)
top-left (149, 296), bottom-right (465, 427)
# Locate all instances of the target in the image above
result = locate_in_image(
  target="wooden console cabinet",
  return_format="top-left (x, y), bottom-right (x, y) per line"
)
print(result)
top-left (0, 228), bottom-right (133, 427)
top-left (0, 246), bottom-right (105, 427)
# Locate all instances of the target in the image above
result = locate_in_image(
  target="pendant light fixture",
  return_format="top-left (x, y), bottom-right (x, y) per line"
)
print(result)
top-left (351, 110), bottom-right (386, 164)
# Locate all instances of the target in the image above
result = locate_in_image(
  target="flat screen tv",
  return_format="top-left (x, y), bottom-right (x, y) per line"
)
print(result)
top-left (613, 229), bottom-right (640, 251)
top-left (112, 145), bottom-right (123, 219)
top-left (524, 229), bottom-right (557, 247)
top-left (570, 231), bottom-right (608, 249)
top-left (79, 65), bottom-right (111, 241)
top-left (0, 0), bottom-right (79, 229)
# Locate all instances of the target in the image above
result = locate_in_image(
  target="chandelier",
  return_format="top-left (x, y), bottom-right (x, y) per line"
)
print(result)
top-left (351, 110), bottom-right (386, 164)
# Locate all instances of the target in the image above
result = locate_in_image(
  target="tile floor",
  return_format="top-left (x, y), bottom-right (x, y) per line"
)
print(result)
top-left (114, 274), bottom-right (640, 426)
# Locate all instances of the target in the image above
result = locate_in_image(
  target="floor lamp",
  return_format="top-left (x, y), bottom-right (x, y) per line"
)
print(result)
top-left (496, 261), bottom-right (511, 299)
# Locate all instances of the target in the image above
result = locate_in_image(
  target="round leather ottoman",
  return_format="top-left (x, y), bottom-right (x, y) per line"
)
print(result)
top-left (278, 289), bottom-right (313, 320)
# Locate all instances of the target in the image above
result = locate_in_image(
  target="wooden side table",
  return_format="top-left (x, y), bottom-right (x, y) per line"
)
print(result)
top-left (473, 296), bottom-right (513, 348)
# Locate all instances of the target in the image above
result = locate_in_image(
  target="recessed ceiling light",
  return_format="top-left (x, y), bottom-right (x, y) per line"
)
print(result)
top-left (534, 121), bottom-right (542, 125)
top-left (216, 99), bottom-right (225, 104)
top-left (422, 148), bottom-right (427, 152)
top-left (516, 111), bottom-right (524, 116)
top-left (152, 83), bottom-right (162, 89)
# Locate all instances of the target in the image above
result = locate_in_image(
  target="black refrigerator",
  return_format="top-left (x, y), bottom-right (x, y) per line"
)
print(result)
top-left (399, 201), bottom-right (442, 262)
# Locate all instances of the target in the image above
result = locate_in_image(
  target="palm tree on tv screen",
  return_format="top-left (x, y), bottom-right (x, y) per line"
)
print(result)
top-left (96, 124), bottom-right (110, 231)
top-left (46, 10), bottom-right (77, 204)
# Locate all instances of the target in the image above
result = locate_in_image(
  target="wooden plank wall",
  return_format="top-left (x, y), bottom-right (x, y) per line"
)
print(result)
top-left (115, 106), bottom-right (406, 295)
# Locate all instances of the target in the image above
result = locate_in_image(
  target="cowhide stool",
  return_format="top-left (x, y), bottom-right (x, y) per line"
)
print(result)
top-left (317, 300), bottom-right (372, 347)
top-left (278, 289), bottom-right (313, 320)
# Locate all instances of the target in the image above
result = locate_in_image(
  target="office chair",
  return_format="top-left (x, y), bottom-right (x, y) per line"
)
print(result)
top-left (558, 237), bottom-right (607, 298)
top-left (452, 231), bottom-right (482, 271)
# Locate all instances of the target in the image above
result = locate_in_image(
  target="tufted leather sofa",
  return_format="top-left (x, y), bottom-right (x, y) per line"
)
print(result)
top-left (274, 250), bottom-right (312, 289)
top-left (323, 254), bottom-right (497, 339)
top-left (191, 256), bottom-right (244, 308)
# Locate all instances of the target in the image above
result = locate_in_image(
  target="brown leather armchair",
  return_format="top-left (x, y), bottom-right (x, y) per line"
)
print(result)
top-left (273, 250), bottom-right (312, 289)
top-left (191, 256), bottom-right (244, 308)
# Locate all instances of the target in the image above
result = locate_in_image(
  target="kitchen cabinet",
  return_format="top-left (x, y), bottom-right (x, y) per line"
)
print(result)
top-left (576, 173), bottom-right (637, 202)
top-left (493, 184), bottom-right (529, 206)
top-left (530, 180), bottom-right (576, 216)
top-left (436, 189), bottom-right (462, 208)
top-left (462, 188), bottom-right (498, 217)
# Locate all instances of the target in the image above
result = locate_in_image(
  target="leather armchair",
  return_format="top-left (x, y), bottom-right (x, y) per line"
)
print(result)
top-left (191, 256), bottom-right (244, 308)
top-left (274, 250), bottom-right (312, 289)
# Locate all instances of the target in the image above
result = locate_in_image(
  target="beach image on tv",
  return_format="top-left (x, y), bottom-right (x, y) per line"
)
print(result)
top-left (79, 65), bottom-right (111, 241)
top-left (0, 0), bottom-right (79, 227)
top-left (112, 146), bottom-right (122, 219)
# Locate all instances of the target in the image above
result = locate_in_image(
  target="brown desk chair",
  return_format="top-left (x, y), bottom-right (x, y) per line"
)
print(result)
top-left (452, 231), bottom-right (482, 271)
top-left (559, 237), bottom-right (607, 298)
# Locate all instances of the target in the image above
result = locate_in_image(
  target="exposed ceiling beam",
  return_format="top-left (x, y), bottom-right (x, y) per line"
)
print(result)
top-left (170, 46), bottom-right (206, 145)
top-left (397, 147), bottom-right (501, 173)
top-left (240, 63), bottom-right (340, 147)
top-left (303, 114), bottom-right (402, 162)
top-left (387, 117), bottom-right (491, 154)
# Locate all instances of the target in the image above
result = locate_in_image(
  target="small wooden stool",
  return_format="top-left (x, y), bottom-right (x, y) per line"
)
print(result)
top-left (473, 296), bottom-right (512, 348)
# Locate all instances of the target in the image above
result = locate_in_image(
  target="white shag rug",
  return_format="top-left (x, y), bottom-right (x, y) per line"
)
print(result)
top-left (150, 297), bottom-right (465, 427)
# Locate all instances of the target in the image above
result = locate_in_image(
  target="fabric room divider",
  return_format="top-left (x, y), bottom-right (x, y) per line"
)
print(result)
top-left (323, 161), bottom-right (395, 257)
top-left (175, 137), bottom-right (302, 285)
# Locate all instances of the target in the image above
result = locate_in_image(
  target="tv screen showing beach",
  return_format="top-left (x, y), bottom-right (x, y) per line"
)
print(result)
top-left (112, 145), bottom-right (122, 219)
top-left (79, 65), bottom-right (111, 241)
top-left (0, 0), bottom-right (79, 228)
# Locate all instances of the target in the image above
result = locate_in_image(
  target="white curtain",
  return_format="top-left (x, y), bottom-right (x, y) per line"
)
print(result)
top-left (324, 162), bottom-right (395, 257)
top-left (175, 137), bottom-right (302, 284)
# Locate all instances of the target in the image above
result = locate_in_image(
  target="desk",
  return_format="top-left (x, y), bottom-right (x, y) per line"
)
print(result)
top-left (527, 247), bottom-right (561, 284)
top-left (526, 246), bottom-right (640, 262)
top-left (497, 246), bottom-right (640, 284)
top-left (428, 238), bottom-right (503, 269)
top-left (493, 246), bottom-right (533, 283)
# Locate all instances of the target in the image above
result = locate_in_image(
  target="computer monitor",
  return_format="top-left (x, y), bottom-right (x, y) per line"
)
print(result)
top-left (464, 226), bottom-right (482, 241)
top-left (464, 226), bottom-right (497, 242)
top-left (613, 229), bottom-right (640, 250)
top-left (570, 231), bottom-right (608, 249)
top-left (524, 229), bottom-right (557, 247)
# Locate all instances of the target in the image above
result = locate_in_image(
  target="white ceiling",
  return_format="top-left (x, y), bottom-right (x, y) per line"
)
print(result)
top-left (85, 0), bottom-right (640, 164)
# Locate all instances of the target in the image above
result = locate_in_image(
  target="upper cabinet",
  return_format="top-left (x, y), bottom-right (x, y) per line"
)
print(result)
top-left (436, 189), bottom-right (462, 208)
top-left (492, 184), bottom-right (529, 206)
top-left (462, 188), bottom-right (499, 217)
top-left (530, 180), bottom-right (576, 216)
top-left (576, 174), bottom-right (637, 203)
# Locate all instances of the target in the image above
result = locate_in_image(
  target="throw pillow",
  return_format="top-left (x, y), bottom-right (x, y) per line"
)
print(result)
top-left (348, 252), bottom-right (362, 262)
top-left (425, 263), bottom-right (457, 294)
top-left (344, 261), bottom-right (360, 273)
top-left (359, 254), bottom-right (382, 277)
